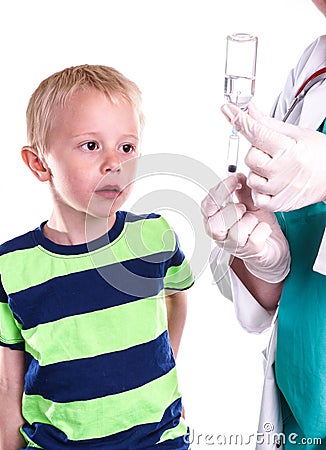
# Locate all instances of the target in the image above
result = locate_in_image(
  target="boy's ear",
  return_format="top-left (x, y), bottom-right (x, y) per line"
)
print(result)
top-left (21, 146), bottom-right (51, 182)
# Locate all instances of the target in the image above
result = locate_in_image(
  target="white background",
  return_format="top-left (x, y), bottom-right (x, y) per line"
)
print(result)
top-left (0, 1), bottom-right (324, 448)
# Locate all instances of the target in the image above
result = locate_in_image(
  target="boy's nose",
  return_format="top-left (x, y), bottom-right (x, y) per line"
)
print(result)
top-left (101, 150), bottom-right (121, 173)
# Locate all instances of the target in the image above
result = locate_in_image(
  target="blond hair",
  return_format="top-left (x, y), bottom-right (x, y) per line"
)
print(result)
top-left (26, 64), bottom-right (144, 153)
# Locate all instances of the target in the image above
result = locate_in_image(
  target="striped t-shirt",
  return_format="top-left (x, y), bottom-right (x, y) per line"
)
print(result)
top-left (0, 211), bottom-right (194, 449)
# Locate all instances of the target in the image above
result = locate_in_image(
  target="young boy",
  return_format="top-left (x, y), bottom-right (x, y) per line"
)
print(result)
top-left (0, 65), bottom-right (194, 449)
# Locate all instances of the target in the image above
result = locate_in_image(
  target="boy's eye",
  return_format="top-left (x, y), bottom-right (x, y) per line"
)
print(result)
top-left (119, 143), bottom-right (135, 154)
top-left (81, 141), bottom-right (98, 151)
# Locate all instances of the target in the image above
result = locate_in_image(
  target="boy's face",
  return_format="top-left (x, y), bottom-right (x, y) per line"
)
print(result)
top-left (44, 88), bottom-right (140, 220)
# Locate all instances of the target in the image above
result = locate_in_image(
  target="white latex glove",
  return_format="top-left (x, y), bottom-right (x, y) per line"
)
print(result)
top-left (201, 173), bottom-right (290, 283)
top-left (221, 102), bottom-right (326, 212)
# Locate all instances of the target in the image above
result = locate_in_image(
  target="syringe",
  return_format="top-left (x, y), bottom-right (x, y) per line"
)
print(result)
top-left (224, 33), bottom-right (257, 174)
top-left (227, 128), bottom-right (239, 173)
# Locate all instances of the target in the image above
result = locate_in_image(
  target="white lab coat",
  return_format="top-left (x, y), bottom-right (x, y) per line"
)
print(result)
top-left (211, 35), bottom-right (326, 450)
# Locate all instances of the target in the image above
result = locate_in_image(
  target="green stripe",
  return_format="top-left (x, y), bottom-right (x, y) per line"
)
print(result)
top-left (123, 215), bottom-right (176, 255)
top-left (0, 217), bottom-right (176, 294)
top-left (157, 418), bottom-right (188, 443)
top-left (23, 292), bottom-right (167, 366)
top-left (164, 259), bottom-right (194, 290)
top-left (22, 367), bottom-right (181, 441)
top-left (0, 303), bottom-right (23, 345)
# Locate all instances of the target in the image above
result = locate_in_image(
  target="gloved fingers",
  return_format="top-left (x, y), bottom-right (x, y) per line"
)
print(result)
top-left (247, 171), bottom-right (268, 191)
top-left (246, 102), bottom-right (269, 122)
top-left (245, 146), bottom-right (288, 196)
top-left (205, 202), bottom-right (246, 242)
top-left (221, 103), bottom-right (296, 158)
top-left (246, 102), bottom-right (265, 120)
top-left (244, 146), bottom-right (277, 178)
top-left (242, 101), bottom-right (309, 140)
top-left (246, 139), bottom-right (309, 197)
top-left (251, 179), bottom-right (312, 212)
top-left (250, 190), bottom-right (274, 211)
top-left (233, 173), bottom-right (258, 212)
top-left (247, 169), bottom-right (303, 198)
top-left (228, 212), bottom-right (259, 248)
top-left (201, 174), bottom-right (240, 218)
top-left (247, 170), bottom-right (290, 196)
top-left (245, 103), bottom-right (326, 158)
top-left (243, 221), bottom-right (273, 255)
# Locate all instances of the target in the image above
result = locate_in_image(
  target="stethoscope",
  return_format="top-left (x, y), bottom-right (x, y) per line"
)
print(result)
top-left (282, 67), bottom-right (326, 122)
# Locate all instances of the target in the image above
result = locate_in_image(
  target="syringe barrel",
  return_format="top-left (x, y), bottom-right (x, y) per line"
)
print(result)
top-left (227, 133), bottom-right (239, 173)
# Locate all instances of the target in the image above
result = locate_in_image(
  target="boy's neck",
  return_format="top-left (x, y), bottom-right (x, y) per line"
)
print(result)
top-left (43, 211), bottom-right (117, 246)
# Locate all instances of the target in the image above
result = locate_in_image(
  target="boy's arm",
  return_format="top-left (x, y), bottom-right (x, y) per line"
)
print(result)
top-left (0, 347), bottom-right (26, 450)
top-left (165, 290), bottom-right (187, 358)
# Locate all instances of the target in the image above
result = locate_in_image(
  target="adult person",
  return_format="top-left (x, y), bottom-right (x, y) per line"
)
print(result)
top-left (202, 1), bottom-right (326, 448)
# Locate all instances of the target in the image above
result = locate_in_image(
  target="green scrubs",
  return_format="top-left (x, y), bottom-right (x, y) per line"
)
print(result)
top-left (275, 121), bottom-right (326, 449)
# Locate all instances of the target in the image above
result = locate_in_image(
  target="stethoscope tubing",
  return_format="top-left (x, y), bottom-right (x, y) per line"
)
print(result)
top-left (282, 67), bottom-right (326, 122)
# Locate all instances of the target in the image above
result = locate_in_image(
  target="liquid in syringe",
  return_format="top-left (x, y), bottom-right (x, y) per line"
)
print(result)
top-left (224, 75), bottom-right (255, 110)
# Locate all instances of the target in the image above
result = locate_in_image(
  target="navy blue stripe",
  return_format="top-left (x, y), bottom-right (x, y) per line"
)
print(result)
top-left (25, 331), bottom-right (175, 402)
top-left (0, 230), bottom-right (36, 254)
top-left (34, 211), bottom-right (126, 255)
top-left (10, 252), bottom-right (177, 329)
top-left (0, 341), bottom-right (24, 351)
top-left (33, 212), bottom-right (161, 255)
top-left (169, 233), bottom-right (185, 267)
top-left (0, 275), bottom-right (7, 303)
top-left (22, 398), bottom-right (188, 449)
top-left (124, 211), bottom-right (160, 223)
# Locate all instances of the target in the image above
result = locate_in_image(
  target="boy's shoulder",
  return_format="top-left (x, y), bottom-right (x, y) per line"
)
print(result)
top-left (123, 211), bottom-right (175, 234)
top-left (0, 226), bottom-right (39, 257)
top-left (0, 213), bottom-right (176, 258)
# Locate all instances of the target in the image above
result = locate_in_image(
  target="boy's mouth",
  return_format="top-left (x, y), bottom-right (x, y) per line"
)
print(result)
top-left (95, 184), bottom-right (121, 199)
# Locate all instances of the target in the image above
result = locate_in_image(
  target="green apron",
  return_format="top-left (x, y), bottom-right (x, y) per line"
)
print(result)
top-left (275, 159), bottom-right (326, 447)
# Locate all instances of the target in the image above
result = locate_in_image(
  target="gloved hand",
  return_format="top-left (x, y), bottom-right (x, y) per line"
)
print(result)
top-left (201, 173), bottom-right (290, 283)
top-left (221, 102), bottom-right (326, 212)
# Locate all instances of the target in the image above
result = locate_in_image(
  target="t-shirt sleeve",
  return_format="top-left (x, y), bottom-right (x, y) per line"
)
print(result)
top-left (163, 230), bottom-right (194, 291)
top-left (0, 276), bottom-right (24, 350)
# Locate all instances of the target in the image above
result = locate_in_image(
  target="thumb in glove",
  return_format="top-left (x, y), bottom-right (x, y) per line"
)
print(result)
top-left (221, 102), bottom-right (326, 212)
